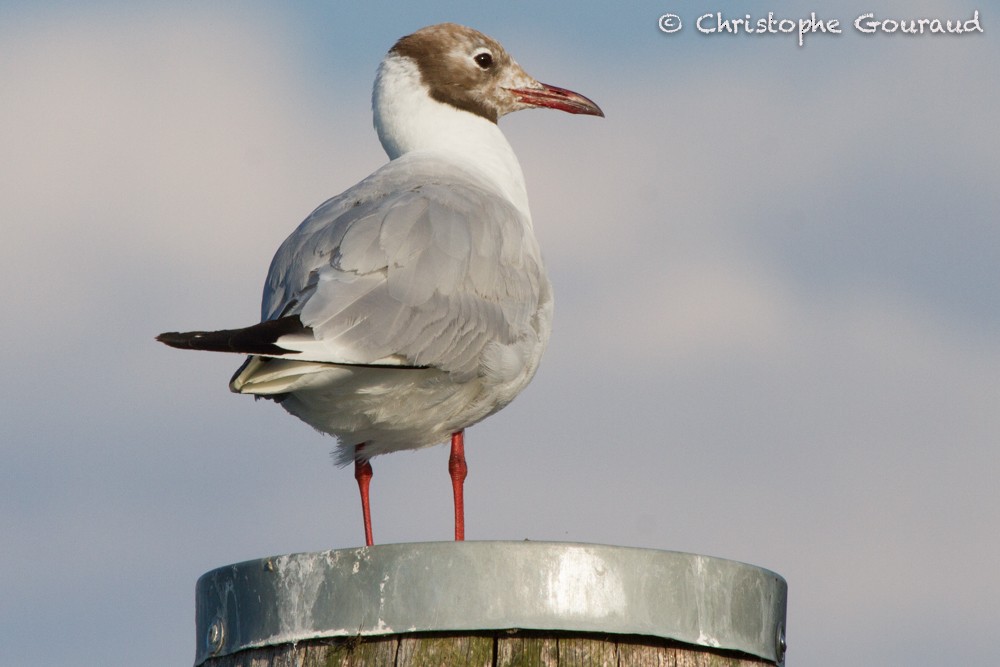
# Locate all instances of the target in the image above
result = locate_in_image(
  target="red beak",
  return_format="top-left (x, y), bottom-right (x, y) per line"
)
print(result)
top-left (509, 83), bottom-right (604, 117)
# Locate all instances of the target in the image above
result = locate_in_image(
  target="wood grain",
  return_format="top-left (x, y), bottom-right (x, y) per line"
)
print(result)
top-left (202, 632), bottom-right (773, 667)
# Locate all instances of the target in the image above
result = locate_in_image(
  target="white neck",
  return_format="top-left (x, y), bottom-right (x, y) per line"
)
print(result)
top-left (372, 53), bottom-right (531, 218)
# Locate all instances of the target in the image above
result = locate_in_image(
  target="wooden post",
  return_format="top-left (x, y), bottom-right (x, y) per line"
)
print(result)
top-left (195, 542), bottom-right (787, 667)
top-left (202, 632), bottom-right (773, 666)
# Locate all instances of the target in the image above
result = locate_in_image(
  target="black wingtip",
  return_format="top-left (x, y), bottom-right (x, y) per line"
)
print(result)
top-left (156, 331), bottom-right (213, 350)
top-left (155, 316), bottom-right (312, 355)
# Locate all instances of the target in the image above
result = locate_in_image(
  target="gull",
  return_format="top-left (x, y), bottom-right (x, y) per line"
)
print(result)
top-left (157, 23), bottom-right (603, 546)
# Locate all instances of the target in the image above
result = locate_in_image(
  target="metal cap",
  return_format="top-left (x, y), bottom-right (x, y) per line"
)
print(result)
top-left (195, 541), bottom-right (787, 665)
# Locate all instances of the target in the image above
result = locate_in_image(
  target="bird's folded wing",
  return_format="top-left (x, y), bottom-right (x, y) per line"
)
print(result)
top-left (259, 162), bottom-right (547, 379)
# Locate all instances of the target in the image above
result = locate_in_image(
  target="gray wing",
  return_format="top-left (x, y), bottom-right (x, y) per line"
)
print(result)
top-left (259, 160), bottom-right (548, 381)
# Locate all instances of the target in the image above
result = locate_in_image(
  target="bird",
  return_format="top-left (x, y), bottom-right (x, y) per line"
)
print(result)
top-left (157, 23), bottom-right (603, 547)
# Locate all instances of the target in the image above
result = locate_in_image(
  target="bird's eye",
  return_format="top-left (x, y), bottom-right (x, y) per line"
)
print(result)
top-left (474, 52), bottom-right (493, 69)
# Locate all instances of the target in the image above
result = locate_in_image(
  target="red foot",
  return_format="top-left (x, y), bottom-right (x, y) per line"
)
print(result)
top-left (449, 431), bottom-right (468, 541)
top-left (354, 444), bottom-right (374, 547)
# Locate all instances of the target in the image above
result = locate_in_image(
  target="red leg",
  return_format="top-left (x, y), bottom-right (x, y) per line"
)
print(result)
top-left (448, 430), bottom-right (468, 541)
top-left (354, 443), bottom-right (374, 547)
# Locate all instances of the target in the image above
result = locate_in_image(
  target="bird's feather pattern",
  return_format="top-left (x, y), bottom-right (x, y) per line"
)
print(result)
top-left (259, 153), bottom-right (547, 381)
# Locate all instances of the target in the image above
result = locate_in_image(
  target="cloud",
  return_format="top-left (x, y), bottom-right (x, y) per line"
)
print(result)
top-left (0, 7), bottom-right (383, 327)
top-left (508, 29), bottom-right (1000, 378)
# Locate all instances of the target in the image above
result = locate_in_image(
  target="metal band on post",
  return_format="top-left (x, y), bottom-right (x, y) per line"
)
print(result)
top-left (195, 541), bottom-right (786, 665)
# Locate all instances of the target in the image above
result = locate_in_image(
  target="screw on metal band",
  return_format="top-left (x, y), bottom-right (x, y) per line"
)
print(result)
top-left (206, 617), bottom-right (225, 656)
top-left (776, 622), bottom-right (787, 662)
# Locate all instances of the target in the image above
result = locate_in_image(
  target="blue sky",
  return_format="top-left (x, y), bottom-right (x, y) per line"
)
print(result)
top-left (2, 2), bottom-right (997, 665)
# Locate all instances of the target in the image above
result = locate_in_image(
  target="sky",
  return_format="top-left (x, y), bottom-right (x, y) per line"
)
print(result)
top-left (1, 1), bottom-right (997, 665)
